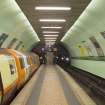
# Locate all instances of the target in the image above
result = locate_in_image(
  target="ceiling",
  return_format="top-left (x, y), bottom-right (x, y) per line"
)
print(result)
top-left (16, 0), bottom-right (91, 44)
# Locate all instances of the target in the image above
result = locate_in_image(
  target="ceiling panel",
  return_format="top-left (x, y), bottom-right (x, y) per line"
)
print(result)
top-left (16, 0), bottom-right (91, 43)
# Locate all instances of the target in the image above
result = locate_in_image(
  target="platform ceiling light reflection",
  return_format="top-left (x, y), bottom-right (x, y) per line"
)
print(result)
top-left (43, 31), bottom-right (60, 34)
top-left (41, 26), bottom-right (62, 29)
top-left (35, 7), bottom-right (71, 11)
top-left (39, 19), bottom-right (66, 22)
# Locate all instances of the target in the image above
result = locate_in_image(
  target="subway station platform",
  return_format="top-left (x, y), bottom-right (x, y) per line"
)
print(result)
top-left (10, 65), bottom-right (96, 105)
top-left (1, 0), bottom-right (105, 105)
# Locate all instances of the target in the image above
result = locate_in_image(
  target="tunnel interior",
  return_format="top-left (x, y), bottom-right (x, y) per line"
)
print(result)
top-left (0, 0), bottom-right (105, 105)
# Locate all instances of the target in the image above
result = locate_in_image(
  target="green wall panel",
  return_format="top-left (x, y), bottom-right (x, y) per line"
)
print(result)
top-left (0, 0), bottom-right (40, 51)
top-left (71, 59), bottom-right (105, 78)
top-left (61, 0), bottom-right (105, 78)
top-left (62, 0), bottom-right (105, 55)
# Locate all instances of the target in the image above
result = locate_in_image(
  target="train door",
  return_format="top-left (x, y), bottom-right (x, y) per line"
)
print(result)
top-left (0, 73), bottom-right (3, 104)
top-left (1, 55), bottom-right (18, 104)
top-left (24, 56), bottom-right (30, 80)
top-left (14, 50), bottom-right (30, 81)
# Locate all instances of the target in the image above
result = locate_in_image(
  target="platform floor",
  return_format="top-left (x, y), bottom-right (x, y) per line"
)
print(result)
top-left (25, 65), bottom-right (96, 105)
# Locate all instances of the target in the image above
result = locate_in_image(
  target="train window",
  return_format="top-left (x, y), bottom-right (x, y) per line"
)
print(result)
top-left (19, 57), bottom-right (25, 69)
top-left (9, 64), bottom-right (15, 75)
top-left (32, 57), bottom-right (36, 64)
top-left (27, 57), bottom-right (30, 64)
top-left (24, 57), bottom-right (29, 67)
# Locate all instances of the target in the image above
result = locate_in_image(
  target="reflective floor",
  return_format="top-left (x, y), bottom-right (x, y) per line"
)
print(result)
top-left (26, 65), bottom-right (96, 105)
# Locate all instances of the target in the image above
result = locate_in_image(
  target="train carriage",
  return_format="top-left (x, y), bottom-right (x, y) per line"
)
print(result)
top-left (0, 48), bottom-right (40, 105)
top-left (5, 49), bottom-right (32, 88)
top-left (28, 53), bottom-right (40, 73)
top-left (0, 54), bottom-right (18, 105)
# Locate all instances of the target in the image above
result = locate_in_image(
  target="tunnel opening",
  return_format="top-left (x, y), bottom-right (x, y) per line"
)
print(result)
top-left (52, 42), bottom-right (71, 68)
top-left (31, 42), bottom-right (71, 66)
top-left (31, 42), bottom-right (105, 105)
top-left (27, 40), bottom-right (105, 105)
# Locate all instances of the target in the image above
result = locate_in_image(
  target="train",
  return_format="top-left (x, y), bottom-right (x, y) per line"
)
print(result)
top-left (0, 48), bottom-right (40, 105)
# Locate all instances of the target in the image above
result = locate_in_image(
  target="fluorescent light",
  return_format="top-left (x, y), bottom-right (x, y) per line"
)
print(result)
top-left (45, 39), bottom-right (56, 42)
top-left (44, 37), bottom-right (57, 40)
top-left (43, 31), bottom-right (59, 34)
top-left (45, 42), bottom-right (55, 45)
top-left (44, 35), bottom-right (59, 37)
top-left (35, 6), bottom-right (71, 11)
top-left (46, 41), bottom-right (55, 43)
top-left (45, 42), bottom-right (56, 44)
top-left (39, 19), bottom-right (66, 22)
top-left (41, 26), bottom-right (62, 29)
top-left (45, 41), bottom-right (56, 42)
top-left (45, 39), bottom-right (56, 40)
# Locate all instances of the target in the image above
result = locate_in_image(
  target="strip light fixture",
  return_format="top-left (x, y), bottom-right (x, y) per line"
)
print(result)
top-left (39, 19), bottom-right (66, 22)
top-left (45, 41), bottom-right (56, 43)
top-left (41, 26), bottom-right (62, 29)
top-left (44, 35), bottom-right (58, 37)
top-left (43, 31), bottom-right (60, 34)
top-left (44, 37), bottom-right (57, 40)
top-left (35, 6), bottom-right (71, 11)
top-left (44, 34), bottom-right (59, 37)
top-left (45, 39), bottom-right (56, 41)
top-left (45, 42), bottom-right (55, 45)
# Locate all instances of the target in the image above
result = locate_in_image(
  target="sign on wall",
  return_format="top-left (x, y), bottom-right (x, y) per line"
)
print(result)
top-left (78, 45), bottom-right (86, 56)
top-left (8, 38), bottom-right (18, 48)
top-left (100, 31), bottom-right (105, 38)
top-left (90, 36), bottom-right (104, 56)
top-left (0, 33), bottom-right (8, 47)
top-left (15, 41), bottom-right (23, 50)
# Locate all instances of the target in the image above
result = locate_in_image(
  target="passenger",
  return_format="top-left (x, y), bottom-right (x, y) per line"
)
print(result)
top-left (43, 54), bottom-right (47, 64)
top-left (39, 56), bottom-right (43, 64)
top-left (39, 55), bottom-right (47, 64)
top-left (53, 56), bottom-right (58, 64)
